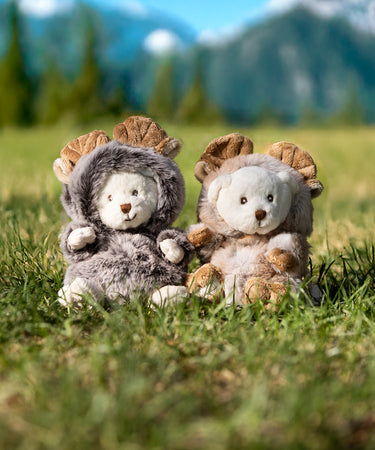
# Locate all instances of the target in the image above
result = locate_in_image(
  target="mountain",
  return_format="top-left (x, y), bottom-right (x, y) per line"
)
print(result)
top-left (0, 1), bottom-right (196, 76)
top-left (199, 7), bottom-right (375, 122)
top-left (0, 2), bottom-right (374, 123)
top-left (274, 0), bottom-right (375, 36)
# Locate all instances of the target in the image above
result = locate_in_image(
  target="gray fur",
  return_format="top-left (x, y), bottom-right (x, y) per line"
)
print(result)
top-left (59, 140), bottom-right (194, 302)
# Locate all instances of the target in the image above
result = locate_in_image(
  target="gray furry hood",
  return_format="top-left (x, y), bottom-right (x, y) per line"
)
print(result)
top-left (61, 140), bottom-right (185, 235)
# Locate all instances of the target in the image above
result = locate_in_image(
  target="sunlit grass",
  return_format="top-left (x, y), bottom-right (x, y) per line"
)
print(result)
top-left (0, 121), bottom-right (374, 449)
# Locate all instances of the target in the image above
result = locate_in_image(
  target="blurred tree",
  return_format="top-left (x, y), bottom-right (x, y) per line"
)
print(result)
top-left (299, 104), bottom-right (324, 127)
top-left (147, 58), bottom-right (176, 120)
top-left (252, 104), bottom-right (286, 126)
top-left (69, 15), bottom-right (103, 122)
top-left (105, 82), bottom-right (128, 117)
top-left (0, 1), bottom-right (33, 126)
top-left (177, 57), bottom-right (223, 124)
top-left (330, 84), bottom-right (365, 126)
top-left (36, 61), bottom-right (71, 124)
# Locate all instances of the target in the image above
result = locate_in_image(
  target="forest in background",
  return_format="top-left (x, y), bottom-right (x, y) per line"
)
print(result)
top-left (0, 0), bottom-right (372, 128)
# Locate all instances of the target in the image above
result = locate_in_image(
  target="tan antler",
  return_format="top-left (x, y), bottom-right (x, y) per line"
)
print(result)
top-left (53, 130), bottom-right (111, 183)
top-left (113, 116), bottom-right (181, 159)
top-left (194, 133), bottom-right (254, 183)
top-left (268, 141), bottom-right (323, 198)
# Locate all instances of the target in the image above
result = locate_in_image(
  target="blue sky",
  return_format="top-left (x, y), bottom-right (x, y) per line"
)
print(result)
top-left (92, 0), bottom-right (274, 32)
top-left (16, 0), bottom-right (293, 36)
top-left (15, 0), bottom-right (375, 46)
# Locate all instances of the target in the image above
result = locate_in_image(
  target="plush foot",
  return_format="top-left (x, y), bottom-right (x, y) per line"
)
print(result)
top-left (57, 277), bottom-right (101, 308)
top-left (244, 277), bottom-right (271, 303)
top-left (151, 285), bottom-right (188, 308)
top-left (244, 277), bottom-right (287, 311)
top-left (186, 263), bottom-right (224, 302)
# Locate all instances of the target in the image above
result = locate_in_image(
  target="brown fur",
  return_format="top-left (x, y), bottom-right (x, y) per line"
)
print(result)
top-left (113, 116), bottom-right (181, 159)
top-left (194, 133), bottom-right (254, 182)
top-left (54, 130), bottom-right (111, 184)
top-left (186, 263), bottom-right (224, 302)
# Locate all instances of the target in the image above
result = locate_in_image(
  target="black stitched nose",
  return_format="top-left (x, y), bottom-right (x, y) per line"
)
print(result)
top-left (120, 203), bottom-right (131, 214)
top-left (255, 209), bottom-right (266, 221)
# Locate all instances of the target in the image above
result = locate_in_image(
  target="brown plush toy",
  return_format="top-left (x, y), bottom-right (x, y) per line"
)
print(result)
top-left (187, 134), bottom-right (323, 309)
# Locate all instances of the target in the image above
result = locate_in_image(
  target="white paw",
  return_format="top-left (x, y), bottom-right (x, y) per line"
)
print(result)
top-left (57, 278), bottom-right (90, 308)
top-left (151, 285), bottom-right (188, 308)
top-left (68, 227), bottom-right (96, 250)
top-left (159, 239), bottom-right (184, 264)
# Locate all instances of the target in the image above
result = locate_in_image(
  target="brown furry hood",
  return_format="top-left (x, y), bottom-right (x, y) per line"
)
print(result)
top-left (197, 153), bottom-right (314, 237)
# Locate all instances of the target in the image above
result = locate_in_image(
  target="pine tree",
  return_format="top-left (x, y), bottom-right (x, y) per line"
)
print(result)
top-left (177, 57), bottom-right (223, 124)
top-left (332, 85), bottom-right (365, 125)
top-left (36, 61), bottom-right (70, 124)
top-left (147, 59), bottom-right (176, 120)
top-left (69, 15), bottom-right (102, 122)
top-left (0, 1), bottom-right (33, 126)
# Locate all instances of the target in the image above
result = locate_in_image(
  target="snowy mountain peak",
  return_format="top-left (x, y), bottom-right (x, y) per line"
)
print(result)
top-left (268, 0), bottom-right (375, 34)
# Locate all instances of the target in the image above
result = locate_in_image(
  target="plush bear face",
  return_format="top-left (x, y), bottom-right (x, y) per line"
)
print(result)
top-left (207, 166), bottom-right (299, 235)
top-left (97, 171), bottom-right (158, 230)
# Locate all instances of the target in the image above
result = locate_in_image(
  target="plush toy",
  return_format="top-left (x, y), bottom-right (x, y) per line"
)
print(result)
top-left (53, 116), bottom-right (194, 307)
top-left (187, 133), bottom-right (323, 308)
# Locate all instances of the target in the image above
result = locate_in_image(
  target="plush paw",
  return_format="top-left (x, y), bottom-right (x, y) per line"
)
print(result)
top-left (266, 248), bottom-right (298, 271)
top-left (159, 239), bottom-right (184, 264)
top-left (151, 285), bottom-right (188, 308)
top-left (186, 263), bottom-right (224, 302)
top-left (68, 227), bottom-right (96, 250)
top-left (188, 226), bottom-right (213, 248)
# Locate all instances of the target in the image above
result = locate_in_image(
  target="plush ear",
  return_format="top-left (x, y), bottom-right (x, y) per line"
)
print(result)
top-left (53, 158), bottom-right (70, 184)
top-left (113, 116), bottom-right (181, 159)
top-left (194, 133), bottom-right (254, 183)
top-left (207, 174), bottom-right (232, 204)
top-left (139, 168), bottom-right (154, 178)
top-left (277, 171), bottom-right (300, 194)
top-left (53, 130), bottom-right (111, 184)
top-left (306, 179), bottom-right (324, 199)
top-left (268, 141), bottom-right (323, 198)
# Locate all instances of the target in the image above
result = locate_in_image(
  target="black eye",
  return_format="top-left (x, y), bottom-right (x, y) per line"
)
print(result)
top-left (132, 190), bottom-right (138, 197)
top-left (241, 197), bottom-right (247, 204)
top-left (108, 195), bottom-right (113, 201)
top-left (267, 194), bottom-right (274, 202)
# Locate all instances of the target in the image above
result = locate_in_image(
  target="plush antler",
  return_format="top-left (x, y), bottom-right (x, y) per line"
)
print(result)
top-left (53, 130), bottom-right (111, 184)
top-left (194, 133), bottom-right (254, 183)
top-left (113, 116), bottom-right (181, 159)
top-left (268, 141), bottom-right (323, 198)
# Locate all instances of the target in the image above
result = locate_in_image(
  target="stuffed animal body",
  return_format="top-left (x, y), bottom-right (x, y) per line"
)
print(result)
top-left (188, 135), bottom-right (323, 308)
top-left (54, 117), bottom-right (193, 306)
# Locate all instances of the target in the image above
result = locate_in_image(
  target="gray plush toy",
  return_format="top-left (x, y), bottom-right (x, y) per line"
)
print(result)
top-left (53, 116), bottom-right (194, 307)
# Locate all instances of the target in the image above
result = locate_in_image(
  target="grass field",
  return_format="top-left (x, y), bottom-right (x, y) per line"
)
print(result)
top-left (0, 120), bottom-right (375, 449)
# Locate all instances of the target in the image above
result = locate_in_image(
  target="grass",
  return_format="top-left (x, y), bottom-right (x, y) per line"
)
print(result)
top-left (0, 120), bottom-right (375, 449)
